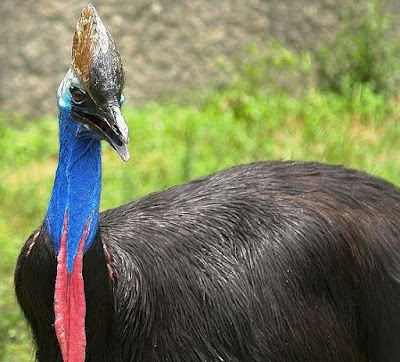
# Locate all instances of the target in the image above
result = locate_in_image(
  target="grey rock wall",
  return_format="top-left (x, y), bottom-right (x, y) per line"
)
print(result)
top-left (0, 0), bottom-right (396, 118)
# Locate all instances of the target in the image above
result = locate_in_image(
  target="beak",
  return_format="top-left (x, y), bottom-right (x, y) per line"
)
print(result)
top-left (103, 104), bottom-right (130, 162)
top-left (72, 100), bottom-right (130, 162)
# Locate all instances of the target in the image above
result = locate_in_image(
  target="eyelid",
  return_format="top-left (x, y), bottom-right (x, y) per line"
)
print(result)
top-left (70, 87), bottom-right (85, 95)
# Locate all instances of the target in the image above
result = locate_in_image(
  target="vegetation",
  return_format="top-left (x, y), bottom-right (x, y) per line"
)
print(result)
top-left (317, 0), bottom-right (400, 96)
top-left (1, 1), bottom-right (400, 360)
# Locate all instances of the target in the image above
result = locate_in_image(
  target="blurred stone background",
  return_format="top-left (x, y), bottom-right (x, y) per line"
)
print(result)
top-left (1, 0), bottom-right (399, 118)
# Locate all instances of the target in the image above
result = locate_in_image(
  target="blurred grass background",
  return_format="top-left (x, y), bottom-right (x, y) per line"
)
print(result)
top-left (1, 0), bottom-right (400, 360)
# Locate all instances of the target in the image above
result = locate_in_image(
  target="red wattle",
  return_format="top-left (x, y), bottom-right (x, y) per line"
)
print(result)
top-left (54, 212), bottom-right (90, 362)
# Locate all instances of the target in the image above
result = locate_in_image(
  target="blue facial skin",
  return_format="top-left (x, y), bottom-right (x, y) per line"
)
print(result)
top-left (45, 84), bottom-right (102, 274)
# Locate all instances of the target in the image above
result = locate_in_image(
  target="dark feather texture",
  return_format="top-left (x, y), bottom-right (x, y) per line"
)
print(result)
top-left (15, 161), bottom-right (400, 361)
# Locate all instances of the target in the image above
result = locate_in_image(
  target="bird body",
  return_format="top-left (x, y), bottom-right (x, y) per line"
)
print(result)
top-left (16, 161), bottom-right (400, 361)
top-left (15, 4), bottom-right (400, 362)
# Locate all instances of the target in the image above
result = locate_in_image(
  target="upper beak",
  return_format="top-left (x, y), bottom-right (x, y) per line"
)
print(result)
top-left (105, 104), bottom-right (130, 162)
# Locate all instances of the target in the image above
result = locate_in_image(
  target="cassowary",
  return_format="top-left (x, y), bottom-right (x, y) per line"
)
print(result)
top-left (15, 4), bottom-right (400, 362)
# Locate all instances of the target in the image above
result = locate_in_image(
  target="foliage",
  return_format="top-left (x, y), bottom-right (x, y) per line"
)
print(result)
top-left (225, 41), bottom-right (313, 98)
top-left (317, 0), bottom-right (400, 96)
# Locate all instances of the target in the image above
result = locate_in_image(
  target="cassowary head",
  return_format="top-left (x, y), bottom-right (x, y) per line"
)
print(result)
top-left (57, 4), bottom-right (129, 161)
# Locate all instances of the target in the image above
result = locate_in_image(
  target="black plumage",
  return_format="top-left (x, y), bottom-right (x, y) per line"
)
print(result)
top-left (15, 161), bottom-right (400, 361)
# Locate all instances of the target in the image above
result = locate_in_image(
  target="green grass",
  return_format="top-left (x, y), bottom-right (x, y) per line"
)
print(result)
top-left (0, 84), bottom-right (399, 360)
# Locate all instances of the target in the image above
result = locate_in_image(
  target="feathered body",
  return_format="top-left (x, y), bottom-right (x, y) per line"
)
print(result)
top-left (16, 161), bottom-right (400, 361)
top-left (14, 5), bottom-right (400, 362)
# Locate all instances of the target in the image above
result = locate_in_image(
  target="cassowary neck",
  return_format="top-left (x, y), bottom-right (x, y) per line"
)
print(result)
top-left (45, 110), bottom-right (101, 272)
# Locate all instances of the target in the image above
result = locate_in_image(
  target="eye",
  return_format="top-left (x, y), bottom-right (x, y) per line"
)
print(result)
top-left (120, 94), bottom-right (125, 105)
top-left (70, 87), bottom-right (86, 105)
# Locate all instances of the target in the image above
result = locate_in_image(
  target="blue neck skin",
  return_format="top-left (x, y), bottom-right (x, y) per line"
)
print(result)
top-left (45, 105), bottom-right (101, 273)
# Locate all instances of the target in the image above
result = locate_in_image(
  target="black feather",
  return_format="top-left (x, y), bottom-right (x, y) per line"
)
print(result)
top-left (15, 161), bottom-right (400, 361)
